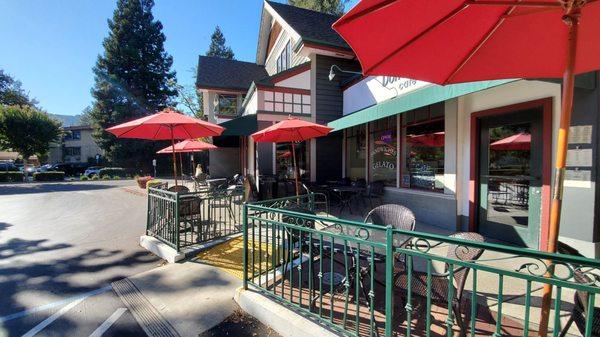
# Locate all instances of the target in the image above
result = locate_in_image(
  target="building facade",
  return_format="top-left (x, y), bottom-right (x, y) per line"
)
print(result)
top-left (48, 125), bottom-right (104, 165)
top-left (196, 1), bottom-right (600, 258)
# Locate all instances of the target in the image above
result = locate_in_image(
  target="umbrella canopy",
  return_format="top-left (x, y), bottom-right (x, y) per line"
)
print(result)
top-left (334, 1), bottom-right (600, 332)
top-left (106, 108), bottom-right (224, 185)
top-left (251, 116), bottom-right (333, 143)
top-left (490, 132), bottom-right (531, 151)
top-left (408, 131), bottom-right (445, 147)
top-left (333, 0), bottom-right (600, 83)
top-left (156, 139), bottom-right (217, 154)
top-left (106, 108), bottom-right (224, 140)
top-left (251, 117), bottom-right (333, 195)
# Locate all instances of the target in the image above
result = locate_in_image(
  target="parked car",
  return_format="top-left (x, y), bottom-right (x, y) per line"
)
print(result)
top-left (17, 164), bottom-right (37, 174)
top-left (84, 166), bottom-right (103, 177)
top-left (0, 162), bottom-right (18, 172)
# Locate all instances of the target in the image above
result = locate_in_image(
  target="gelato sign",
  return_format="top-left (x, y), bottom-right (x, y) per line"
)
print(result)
top-left (342, 76), bottom-right (430, 116)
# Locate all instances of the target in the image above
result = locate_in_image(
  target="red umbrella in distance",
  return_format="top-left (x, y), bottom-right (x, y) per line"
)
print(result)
top-left (156, 139), bottom-right (217, 154)
top-left (251, 116), bottom-right (332, 195)
top-left (106, 108), bottom-right (224, 185)
top-left (333, 1), bottom-right (600, 331)
top-left (490, 132), bottom-right (531, 151)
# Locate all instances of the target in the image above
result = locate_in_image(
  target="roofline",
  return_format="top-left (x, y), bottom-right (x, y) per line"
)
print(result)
top-left (195, 85), bottom-right (249, 93)
top-left (269, 62), bottom-right (311, 83)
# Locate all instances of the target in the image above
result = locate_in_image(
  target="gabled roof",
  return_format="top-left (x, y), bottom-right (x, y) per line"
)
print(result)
top-left (196, 56), bottom-right (269, 91)
top-left (266, 1), bottom-right (350, 50)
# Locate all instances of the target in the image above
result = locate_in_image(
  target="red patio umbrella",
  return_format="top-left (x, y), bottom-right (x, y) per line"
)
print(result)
top-left (251, 116), bottom-right (333, 195)
top-left (106, 108), bottom-right (224, 186)
top-left (333, 1), bottom-right (600, 332)
top-left (157, 139), bottom-right (218, 180)
top-left (408, 131), bottom-right (445, 147)
top-left (490, 132), bottom-right (531, 151)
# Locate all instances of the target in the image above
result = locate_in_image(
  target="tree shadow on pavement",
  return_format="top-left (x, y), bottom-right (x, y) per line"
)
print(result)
top-left (0, 183), bottom-right (118, 196)
top-left (0, 237), bottom-right (160, 337)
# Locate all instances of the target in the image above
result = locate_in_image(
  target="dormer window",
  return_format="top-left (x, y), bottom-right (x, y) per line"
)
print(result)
top-left (276, 41), bottom-right (292, 73)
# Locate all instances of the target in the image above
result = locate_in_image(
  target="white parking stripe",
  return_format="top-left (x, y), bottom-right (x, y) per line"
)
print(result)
top-left (89, 308), bottom-right (128, 337)
top-left (21, 297), bottom-right (86, 337)
top-left (0, 285), bottom-right (111, 323)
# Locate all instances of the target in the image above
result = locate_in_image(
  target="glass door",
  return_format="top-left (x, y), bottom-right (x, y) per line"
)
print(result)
top-left (478, 108), bottom-right (542, 247)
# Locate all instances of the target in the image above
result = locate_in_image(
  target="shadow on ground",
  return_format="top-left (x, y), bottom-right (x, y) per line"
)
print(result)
top-left (0, 183), bottom-right (118, 196)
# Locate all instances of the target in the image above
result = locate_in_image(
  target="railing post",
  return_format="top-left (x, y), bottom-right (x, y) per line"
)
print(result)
top-left (175, 193), bottom-right (180, 252)
top-left (242, 202), bottom-right (249, 290)
top-left (385, 225), bottom-right (394, 337)
top-left (146, 189), bottom-right (151, 235)
top-left (309, 192), bottom-right (315, 211)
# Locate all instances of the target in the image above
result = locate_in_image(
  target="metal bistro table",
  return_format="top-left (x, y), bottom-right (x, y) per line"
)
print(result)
top-left (310, 223), bottom-right (413, 308)
top-left (330, 186), bottom-right (365, 215)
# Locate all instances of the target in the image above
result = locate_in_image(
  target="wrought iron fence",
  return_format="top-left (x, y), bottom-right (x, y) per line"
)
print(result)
top-left (242, 194), bottom-right (600, 337)
top-left (147, 186), bottom-right (244, 251)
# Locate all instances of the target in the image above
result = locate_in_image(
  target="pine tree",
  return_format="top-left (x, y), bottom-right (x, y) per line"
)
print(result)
top-left (288, 0), bottom-right (347, 15)
top-left (206, 26), bottom-right (235, 59)
top-left (90, 0), bottom-right (177, 172)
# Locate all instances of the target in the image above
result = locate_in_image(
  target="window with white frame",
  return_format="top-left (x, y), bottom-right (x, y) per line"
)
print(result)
top-left (214, 94), bottom-right (238, 116)
top-left (276, 41), bottom-right (292, 73)
top-left (263, 91), bottom-right (310, 114)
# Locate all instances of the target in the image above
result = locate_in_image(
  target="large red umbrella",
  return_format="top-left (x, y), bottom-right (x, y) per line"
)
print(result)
top-left (408, 131), bottom-right (445, 147)
top-left (334, 1), bottom-right (600, 332)
top-left (251, 117), bottom-right (332, 195)
top-left (106, 108), bottom-right (224, 185)
top-left (490, 132), bottom-right (531, 151)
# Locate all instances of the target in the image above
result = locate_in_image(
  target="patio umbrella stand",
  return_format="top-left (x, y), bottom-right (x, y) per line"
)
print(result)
top-left (333, 0), bottom-right (600, 334)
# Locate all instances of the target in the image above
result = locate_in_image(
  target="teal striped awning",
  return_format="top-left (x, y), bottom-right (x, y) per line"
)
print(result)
top-left (328, 79), bottom-right (515, 131)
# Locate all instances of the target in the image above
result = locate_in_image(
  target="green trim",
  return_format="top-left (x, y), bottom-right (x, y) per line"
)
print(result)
top-left (219, 114), bottom-right (258, 136)
top-left (328, 79), bottom-right (515, 131)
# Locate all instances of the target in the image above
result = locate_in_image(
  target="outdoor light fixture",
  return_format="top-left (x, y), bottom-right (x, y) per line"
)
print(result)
top-left (328, 65), bottom-right (361, 81)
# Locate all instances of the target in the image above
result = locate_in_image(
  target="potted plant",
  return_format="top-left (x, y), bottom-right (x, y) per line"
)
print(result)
top-left (135, 175), bottom-right (153, 189)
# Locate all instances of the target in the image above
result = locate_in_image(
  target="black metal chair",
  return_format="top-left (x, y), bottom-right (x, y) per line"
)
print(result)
top-left (301, 183), bottom-right (329, 214)
top-left (168, 185), bottom-right (189, 193)
top-left (362, 180), bottom-right (385, 209)
top-left (558, 242), bottom-right (600, 337)
top-left (394, 232), bottom-right (485, 336)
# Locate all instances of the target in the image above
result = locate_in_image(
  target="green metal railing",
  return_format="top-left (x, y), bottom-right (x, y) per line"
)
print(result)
top-left (147, 186), bottom-right (244, 251)
top-left (242, 193), bottom-right (600, 337)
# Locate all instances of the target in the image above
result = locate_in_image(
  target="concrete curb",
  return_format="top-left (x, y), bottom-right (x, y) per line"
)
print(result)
top-left (234, 287), bottom-right (341, 337)
top-left (140, 233), bottom-right (243, 263)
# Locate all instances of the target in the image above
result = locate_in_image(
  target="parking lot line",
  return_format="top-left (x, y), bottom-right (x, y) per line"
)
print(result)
top-left (21, 296), bottom-right (86, 337)
top-left (89, 308), bottom-right (128, 337)
top-left (0, 285), bottom-right (111, 323)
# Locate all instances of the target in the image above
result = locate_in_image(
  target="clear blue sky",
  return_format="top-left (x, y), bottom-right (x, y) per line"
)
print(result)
top-left (0, 0), bottom-right (356, 117)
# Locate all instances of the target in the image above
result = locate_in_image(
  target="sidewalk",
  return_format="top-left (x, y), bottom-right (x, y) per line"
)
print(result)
top-left (112, 261), bottom-right (240, 337)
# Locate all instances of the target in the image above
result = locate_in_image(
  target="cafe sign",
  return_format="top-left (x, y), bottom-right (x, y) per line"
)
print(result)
top-left (343, 75), bottom-right (430, 116)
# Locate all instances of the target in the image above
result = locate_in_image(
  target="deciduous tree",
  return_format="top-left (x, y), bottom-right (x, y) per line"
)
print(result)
top-left (288, 0), bottom-right (348, 15)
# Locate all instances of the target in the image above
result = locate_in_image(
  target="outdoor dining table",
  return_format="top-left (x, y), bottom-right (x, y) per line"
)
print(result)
top-left (330, 186), bottom-right (365, 215)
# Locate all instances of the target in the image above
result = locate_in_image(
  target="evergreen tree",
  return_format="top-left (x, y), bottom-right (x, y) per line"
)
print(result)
top-left (288, 0), bottom-right (347, 15)
top-left (0, 69), bottom-right (37, 107)
top-left (90, 0), bottom-right (176, 171)
top-left (206, 26), bottom-right (235, 59)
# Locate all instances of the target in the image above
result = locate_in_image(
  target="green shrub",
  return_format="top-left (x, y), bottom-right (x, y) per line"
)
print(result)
top-left (102, 175), bottom-right (110, 180)
top-left (98, 167), bottom-right (126, 178)
top-left (112, 175), bottom-right (121, 180)
top-left (0, 171), bottom-right (24, 182)
top-left (80, 175), bottom-right (89, 181)
top-left (91, 175), bottom-right (99, 180)
top-left (146, 179), bottom-right (164, 190)
top-left (33, 171), bottom-right (64, 182)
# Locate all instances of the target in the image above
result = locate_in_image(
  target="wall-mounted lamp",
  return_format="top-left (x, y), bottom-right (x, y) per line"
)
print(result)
top-left (328, 65), bottom-right (362, 81)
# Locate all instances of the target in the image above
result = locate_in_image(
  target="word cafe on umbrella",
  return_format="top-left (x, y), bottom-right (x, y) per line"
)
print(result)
top-left (195, 1), bottom-right (600, 258)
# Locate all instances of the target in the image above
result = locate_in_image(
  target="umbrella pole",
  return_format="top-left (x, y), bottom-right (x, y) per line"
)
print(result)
top-left (291, 142), bottom-right (299, 197)
top-left (179, 152), bottom-right (183, 180)
top-left (538, 9), bottom-right (579, 337)
top-left (170, 127), bottom-right (178, 186)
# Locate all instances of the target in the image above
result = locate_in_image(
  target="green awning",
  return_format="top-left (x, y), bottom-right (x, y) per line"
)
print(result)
top-left (328, 79), bottom-right (515, 131)
top-left (219, 114), bottom-right (258, 136)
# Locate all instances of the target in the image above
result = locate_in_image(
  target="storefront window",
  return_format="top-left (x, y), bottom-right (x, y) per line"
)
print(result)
top-left (345, 125), bottom-right (366, 180)
top-left (276, 142), bottom-right (309, 180)
top-left (369, 116), bottom-right (397, 186)
top-left (402, 107), bottom-right (445, 192)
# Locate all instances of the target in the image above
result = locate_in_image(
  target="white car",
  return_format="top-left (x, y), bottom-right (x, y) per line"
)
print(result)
top-left (84, 166), bottom-right (103, 177)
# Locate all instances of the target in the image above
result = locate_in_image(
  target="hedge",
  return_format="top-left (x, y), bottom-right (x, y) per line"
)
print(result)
top-left (0, 171), bottom-right (24, 182)
top-left (33, 171), bottom-right (65, 181)
top-left (98, 167), bottom-right (126, 178)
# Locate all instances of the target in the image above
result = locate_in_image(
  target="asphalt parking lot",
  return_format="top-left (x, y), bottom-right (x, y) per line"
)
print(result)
top-left (0, 181), bottom-right (162, 337)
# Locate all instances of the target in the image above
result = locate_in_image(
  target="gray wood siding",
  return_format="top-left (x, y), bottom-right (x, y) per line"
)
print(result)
top-left (314, 55), bottom-right (360, 182)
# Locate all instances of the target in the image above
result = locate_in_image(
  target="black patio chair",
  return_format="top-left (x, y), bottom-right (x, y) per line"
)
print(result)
top-left (362, 180), bottom-right (385, 209)
top-left (394, 232), bottom-right (485, 337)
top-left (243, 174), bottom-right (259, 202)
top-left (558, 242), bottom-right (600, 337)
top-left (168, 185), bottom-right (189, 193)
top-left (301, 183), bottom-right (329, 214)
